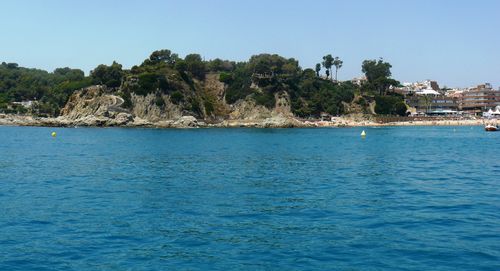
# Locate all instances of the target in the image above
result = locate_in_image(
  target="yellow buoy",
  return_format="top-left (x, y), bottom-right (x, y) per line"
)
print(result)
top-left (51, 132), bottom-right (57, 137)
top-left (361, 130), bottom-right (366, 137)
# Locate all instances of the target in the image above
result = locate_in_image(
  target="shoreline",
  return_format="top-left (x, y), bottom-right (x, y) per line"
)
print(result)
top-left (0, 114), bottom-right (488, 129)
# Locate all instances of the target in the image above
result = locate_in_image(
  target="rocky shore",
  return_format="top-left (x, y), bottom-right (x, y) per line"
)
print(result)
top-left (0, 85), bottom-right (316, 128)
top-left (0, 113), bottom-right (309, 128)
top-left (0, 85), bottom-right (487, 129)
top-left (0, 113), bottom-right (486, 129)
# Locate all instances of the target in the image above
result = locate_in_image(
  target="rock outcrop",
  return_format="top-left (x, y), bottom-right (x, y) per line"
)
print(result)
top-left (3, 83), bottom-right (307, 128)
top-left (57, 86), bottom-right (191, 127)
top-left (131, 93), bottom-right (182, 122)
top-left (58, 86), bottom-right (134, 126)
top-left (228, 91), bottom-right (293, 121)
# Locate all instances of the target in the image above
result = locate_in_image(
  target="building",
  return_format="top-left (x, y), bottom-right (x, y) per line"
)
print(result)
top-left (399, 80), bottom-right (457, 114)
top-left (11, 100), bottom-right (35, 108)
top-left (395, 80), bottom-right (441, 96)
top-left (406, 95), bottom-right (459, 113)
top-left (397, 81), bottom-right (499, 116)
top-left (459, 83), bottom-right (500, 114)
top-left (320, 112), bottom-right (332, 121)
top-left (351, 76), bottom-right (367, 86)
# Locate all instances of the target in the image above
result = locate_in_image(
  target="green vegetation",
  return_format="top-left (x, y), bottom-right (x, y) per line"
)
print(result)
top-left (322, 54), bottom-right (334, 80)
top-left (333, 57), bottom-right (343, 81)
top-left (90, 61), bottom-right (123, 88)
top-left (361, 58), bottom-right (399, 96)
top-left (219, 53), bottom-right (355, 115)
top-left (290, 70), bottom-right (355, 117)
top-left (170, 91), bottom-right (184, 104)
top-left (0, 62), bottom-right (92, 115)
top-left (315, 63), bottom-right (321, 77)
top-left (375, 95), bottom-right (407, 116)
top-left (360, 58), bottom-right (406, 116)
top-left (223, 63), bottom-right (252, 104)
top-left (0, 49), bottom-right (404, 118)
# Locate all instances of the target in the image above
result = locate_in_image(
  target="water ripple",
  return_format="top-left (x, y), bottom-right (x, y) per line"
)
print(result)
top-left (0, 126), bottom-right (499, 270)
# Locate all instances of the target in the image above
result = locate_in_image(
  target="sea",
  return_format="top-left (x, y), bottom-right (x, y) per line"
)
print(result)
top-left (0, 126), bottom-right (498, 270)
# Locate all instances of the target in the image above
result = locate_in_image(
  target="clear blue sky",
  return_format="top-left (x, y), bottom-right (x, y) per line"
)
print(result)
top-left (1, 0), bottom-right (499, 88)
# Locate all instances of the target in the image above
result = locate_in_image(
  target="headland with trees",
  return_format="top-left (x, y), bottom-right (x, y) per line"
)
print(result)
top-left (0, 49), bottom-right (406, 124)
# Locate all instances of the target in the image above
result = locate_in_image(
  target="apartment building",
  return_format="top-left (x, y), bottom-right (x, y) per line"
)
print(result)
top-left (460, 83), bottom-right (500, 113)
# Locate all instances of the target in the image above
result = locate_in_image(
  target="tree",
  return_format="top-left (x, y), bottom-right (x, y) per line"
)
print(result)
top-left (333, 57), bottom-right (343, 81)
top-left (143, 49), bottom-right (178, 66)
top-left (282, 58), bottom-right (300, 75)
top-left (184, 54), bottom-right (206, 80)
top-left (422, 94), bottom-right (433, 113)
top-left (302, 68), bottom-right (316, 79)
top-left (362, 58), bottom-right (392, 83)
top-left (0, 62), bottom-right (93, 116)
top-left (53, 67), bottom-right (85, 81)
top-left (322, 54), bottom-right (334, 80)
top-left (375, 95), bottom-right (407, 116)
top-left (175, 60), bottom-right (188, 73)
top-left (315, 63), bottom-right (321, 77)
top-left (248, 54), bottom-right (297, 76)
top-left (207, 58), bottom-right (234, 72)
top-left (361, 58), bottom-right (398, 95)
top-left (131, 72), bottom-right (168, 96)
top-left (90, 61), bottom-right (123, 88)
top-left (6, 63), bottom-right (18, 69)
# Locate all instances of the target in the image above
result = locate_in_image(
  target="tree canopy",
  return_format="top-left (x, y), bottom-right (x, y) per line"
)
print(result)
top-left (361, 58), bottom-right (399, 95)
top-left (90, 61), bottom-right (123, 88)
top-left (315, 63), bottom-right (321, 77)
top-left (0, 62), bottom-right (91, 115)
top-left (322, 54), bottom-right (334, 79)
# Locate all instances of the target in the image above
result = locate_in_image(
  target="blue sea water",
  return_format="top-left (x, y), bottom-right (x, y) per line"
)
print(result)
top-left (0, 126), bottom-right (499, 271)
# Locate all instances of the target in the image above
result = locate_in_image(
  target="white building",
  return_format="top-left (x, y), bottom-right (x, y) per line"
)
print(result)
top-left (398, 80), bottom-right (441, 96)
top-left (12, 100), bottom-right (36, 108)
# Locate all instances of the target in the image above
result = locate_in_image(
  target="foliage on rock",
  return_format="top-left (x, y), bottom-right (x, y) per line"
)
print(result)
top-left (1, 49), bottom-right (402, 119)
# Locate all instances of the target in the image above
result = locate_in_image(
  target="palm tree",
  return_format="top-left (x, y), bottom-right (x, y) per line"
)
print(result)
top-left (322, 54), bottom-right (334, 80)
top-left (333, 57), bottom-right (343, 82)
top-left (315, 63), bottom-right (321, 77)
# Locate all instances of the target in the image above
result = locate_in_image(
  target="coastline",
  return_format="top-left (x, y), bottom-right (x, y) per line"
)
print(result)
top-left (0, 113), bottom-right (487, 128)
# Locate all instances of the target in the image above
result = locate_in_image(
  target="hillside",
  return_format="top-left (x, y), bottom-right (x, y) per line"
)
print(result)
top-left (0, 50), bottom-right (405, 126)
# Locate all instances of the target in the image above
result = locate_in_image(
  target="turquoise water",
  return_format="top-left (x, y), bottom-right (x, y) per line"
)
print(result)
top-left (0, 126), bottom-right (499, 270)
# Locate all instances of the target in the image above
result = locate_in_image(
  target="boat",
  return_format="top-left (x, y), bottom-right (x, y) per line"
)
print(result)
top-left (485, 124), bottom-right (499, 132)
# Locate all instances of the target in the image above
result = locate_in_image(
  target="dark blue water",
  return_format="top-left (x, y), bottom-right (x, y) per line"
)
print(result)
top-left (0, 126), bottom-right (499, 270)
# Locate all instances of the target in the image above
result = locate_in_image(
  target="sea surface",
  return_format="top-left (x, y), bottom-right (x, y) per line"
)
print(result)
top-left (0, 126), bottom-right (499, 270)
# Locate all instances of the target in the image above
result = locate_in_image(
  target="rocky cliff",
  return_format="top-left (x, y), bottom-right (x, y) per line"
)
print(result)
top-left (59, 86), bottom-right (134, 126)
top-left (131, 93), bottom-right (183, 122)
top-left (54, 79), bottom-right (303, 128)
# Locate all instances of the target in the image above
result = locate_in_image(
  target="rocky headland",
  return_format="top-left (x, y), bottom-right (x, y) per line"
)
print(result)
top-left (0, 85), bottom-right (312, 128)
top-left (0, 84), bottom-right (484, 129)
top-left (0, 53), bottom-right (488, 129)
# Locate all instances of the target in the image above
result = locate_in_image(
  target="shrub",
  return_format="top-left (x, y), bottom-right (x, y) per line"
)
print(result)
top-left (204, 100), bottom-right (214, 115)
top-left (170, 91), bottom-right (184, 104)
top-left (219, 72), bottom-right (233, 84)
top-left (190, 98), bottom-right (202, 116)
top-left (154, 95), bottom-right (165, 108)
top-left (136, 73), bottom-right (158, 95)
top-left (119, 91), bottom-right (133, 108)
top-left (253, 90), bottom-right (275, 109)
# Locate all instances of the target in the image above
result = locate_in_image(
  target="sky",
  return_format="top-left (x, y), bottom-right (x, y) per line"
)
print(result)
top-left (1, 0), bottom-right (499, 88)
